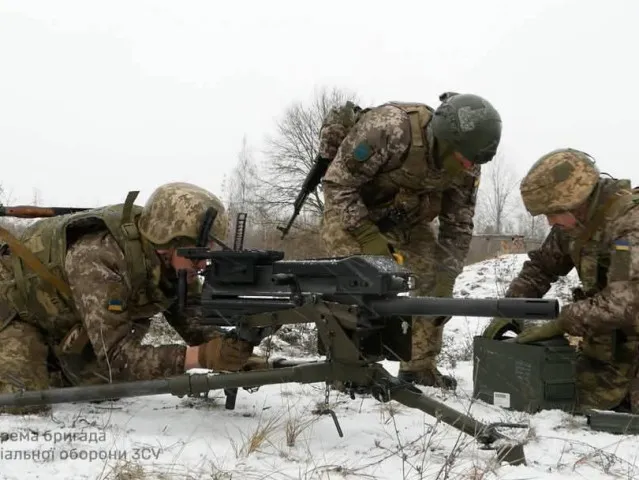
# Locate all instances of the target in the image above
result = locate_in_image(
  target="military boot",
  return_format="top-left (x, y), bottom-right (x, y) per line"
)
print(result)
top-left (397, 367), bottom-right (457, 390)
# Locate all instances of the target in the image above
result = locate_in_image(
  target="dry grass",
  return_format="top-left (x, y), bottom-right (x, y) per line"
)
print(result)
top-left (230, 411), bottom-right (283, 458)
top-left (285, 412), bottom-right (317, 447)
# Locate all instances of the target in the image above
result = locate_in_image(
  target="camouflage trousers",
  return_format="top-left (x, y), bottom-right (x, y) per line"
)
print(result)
top-left (0, 318), bottom-right (56, 415)
top-left (320, 211), bottom-right (447, 373)
top-left (574, 352), bottom-right (639, 414)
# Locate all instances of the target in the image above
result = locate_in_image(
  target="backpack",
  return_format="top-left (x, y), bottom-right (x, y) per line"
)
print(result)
top-left (317, 101), bottom-right (369, 161)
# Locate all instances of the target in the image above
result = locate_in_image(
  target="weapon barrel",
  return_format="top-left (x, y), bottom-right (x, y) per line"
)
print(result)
top-left (0, 206), bottom-right (90, 218)
top-left (368, 297), bottom-right (559, 320)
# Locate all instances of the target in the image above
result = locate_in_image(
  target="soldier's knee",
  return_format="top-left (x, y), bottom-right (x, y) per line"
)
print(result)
top-left (0, 321), bottom-right (51, 414)
top-left (0, 359), bottom-right (51, 415)
top-left (0, 380), bottom-right (51, 416)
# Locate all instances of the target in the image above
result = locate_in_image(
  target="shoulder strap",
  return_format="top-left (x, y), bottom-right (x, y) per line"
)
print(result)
top-left (0, 225), bottom-right (72, 301)
top-left (0, 191), bottom-right (150, 313)
top-left (387, 102), bottom-right (433, 163)
top-left (113, 191), bottom-right (150, 302)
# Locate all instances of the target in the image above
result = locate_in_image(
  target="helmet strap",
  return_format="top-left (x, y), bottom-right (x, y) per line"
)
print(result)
top-left (197, 207), bottom-right (217, 247)
top-left (583, 179), bottom-right (603, 223)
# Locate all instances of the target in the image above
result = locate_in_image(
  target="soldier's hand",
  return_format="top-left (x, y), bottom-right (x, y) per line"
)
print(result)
top-left (351, 222), bottom-right (391, 256)
top-left (197, 334), bottom-right (253, 371)
top-left (482, 317), bottom-right (523, 340)
top-left (515, 321), bottom-right (564, 344)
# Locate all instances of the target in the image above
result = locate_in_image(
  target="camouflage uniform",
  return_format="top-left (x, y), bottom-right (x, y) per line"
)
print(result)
top-left (0, 183), bottom-right (243, 414)
top-left (319, 96), bottom-right (501, 387)
top-left (489, 149), bottom-right (639, 413)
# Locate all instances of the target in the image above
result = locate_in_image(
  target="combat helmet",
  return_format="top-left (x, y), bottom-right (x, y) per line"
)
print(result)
top-left (137, 182), bottom-right (228, 247)
top-left (431, 92), bottom-right (502, 165)
top-left (520, 148), bottom-right (600, 216)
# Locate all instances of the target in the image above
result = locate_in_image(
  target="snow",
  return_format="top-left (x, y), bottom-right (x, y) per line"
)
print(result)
top-left (2, 254), bottom-right (639, 480)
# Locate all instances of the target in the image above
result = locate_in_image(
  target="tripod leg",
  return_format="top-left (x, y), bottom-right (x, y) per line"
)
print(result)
top-left (377, 374), bottom-right (527, 466)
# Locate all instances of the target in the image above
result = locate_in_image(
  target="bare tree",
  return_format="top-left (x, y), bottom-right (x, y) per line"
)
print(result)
top-left (259, 85), bottom-right (360, 230)
top-left (474, 153), bottom-right (520, 234)
top-left (0, 183), bottom-right (15, 205)
top-left (225, 136), bottom-right (257, 215)
top-left (32, 187), bottom-right (42, 206)
top-left (513, 206), bottom-right (551, 241)
top-left (221, 135), bottom-right (266, 247)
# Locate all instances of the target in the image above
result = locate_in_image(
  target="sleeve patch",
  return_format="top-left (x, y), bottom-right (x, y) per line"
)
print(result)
top-left (353, 142), bottom-right (373, 162)
top-left (609, 239), bottom-right (631, 282)
top-left (107, 300), bottom-right (123, 312)
top-left (106, 283), bottom-right (127, 312)
top-left (614, 239), bottom-right (630, 251)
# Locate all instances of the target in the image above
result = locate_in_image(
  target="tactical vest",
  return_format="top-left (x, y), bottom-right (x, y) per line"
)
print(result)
top-left (366, 102), bottom-right (476, 229)
top-left (4, 192), bottom-right (167, 328)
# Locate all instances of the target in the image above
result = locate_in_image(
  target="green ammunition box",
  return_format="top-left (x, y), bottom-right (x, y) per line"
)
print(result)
top-left (586, 409), bottom-right (639, 434)
top-left (472, 336), bottom-right (578, 413)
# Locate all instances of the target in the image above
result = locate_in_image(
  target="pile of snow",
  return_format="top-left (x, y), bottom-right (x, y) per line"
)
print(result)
top-left (6, 254), bottom-right (639, 480)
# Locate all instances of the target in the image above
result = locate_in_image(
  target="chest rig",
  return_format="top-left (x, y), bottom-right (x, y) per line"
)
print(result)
top-left (0, 191), bottom-right (171, 331)
top-left (369, 102), bottom-right (467, 230)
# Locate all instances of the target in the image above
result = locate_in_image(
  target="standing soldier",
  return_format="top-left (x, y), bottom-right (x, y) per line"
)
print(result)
top-left (483, 149), bottom-right (639, 413)
top-left (319, 92), bottom-right (502, 389)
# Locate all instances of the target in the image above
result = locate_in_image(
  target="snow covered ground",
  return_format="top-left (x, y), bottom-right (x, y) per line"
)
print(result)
top-left (2, 254), bottom-right (639, 480)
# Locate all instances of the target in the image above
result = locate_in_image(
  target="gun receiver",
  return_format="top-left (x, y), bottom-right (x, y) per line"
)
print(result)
top-left (177, 248), bottom-right (557, 347)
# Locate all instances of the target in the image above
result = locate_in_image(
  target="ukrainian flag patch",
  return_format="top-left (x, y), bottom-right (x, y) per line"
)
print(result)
top-left (614, 239), bottom-right (630, 251)
top-left (107, 299), bottom-right (123, 312)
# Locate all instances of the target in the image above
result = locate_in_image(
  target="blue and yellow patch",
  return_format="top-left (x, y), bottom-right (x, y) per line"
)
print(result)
top-left (107, 299), bottom-right (123, 312)
top-left (353, 142), bottom-right (373, 162)
top-left (614, 239), bottom-right (630, 251)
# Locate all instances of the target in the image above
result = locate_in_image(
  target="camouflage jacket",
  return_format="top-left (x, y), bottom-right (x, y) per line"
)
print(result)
top-left (0, 226), bottom-right (217, 385)
top-left (506, 178), bottom-right (639, 361)
top-left (322, 102), bottom-right (480, 274)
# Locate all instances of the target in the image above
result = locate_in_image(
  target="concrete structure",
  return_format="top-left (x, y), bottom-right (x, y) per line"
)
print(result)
top-left (465, 234), bottom-right (543, 265)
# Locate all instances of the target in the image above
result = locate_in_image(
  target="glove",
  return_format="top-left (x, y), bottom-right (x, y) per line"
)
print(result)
top-left (482, 317), bottom-right (523, 340)
top-left (515, 321), bottom-right (564, 344)
top-left (351, 221), bottom-right (391, 256)
top-left (198, 334), bottom-right (253, 371)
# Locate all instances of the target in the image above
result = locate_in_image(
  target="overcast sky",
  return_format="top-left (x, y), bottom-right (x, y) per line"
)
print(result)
top-left (1, 0), bottom-right (638, 208)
